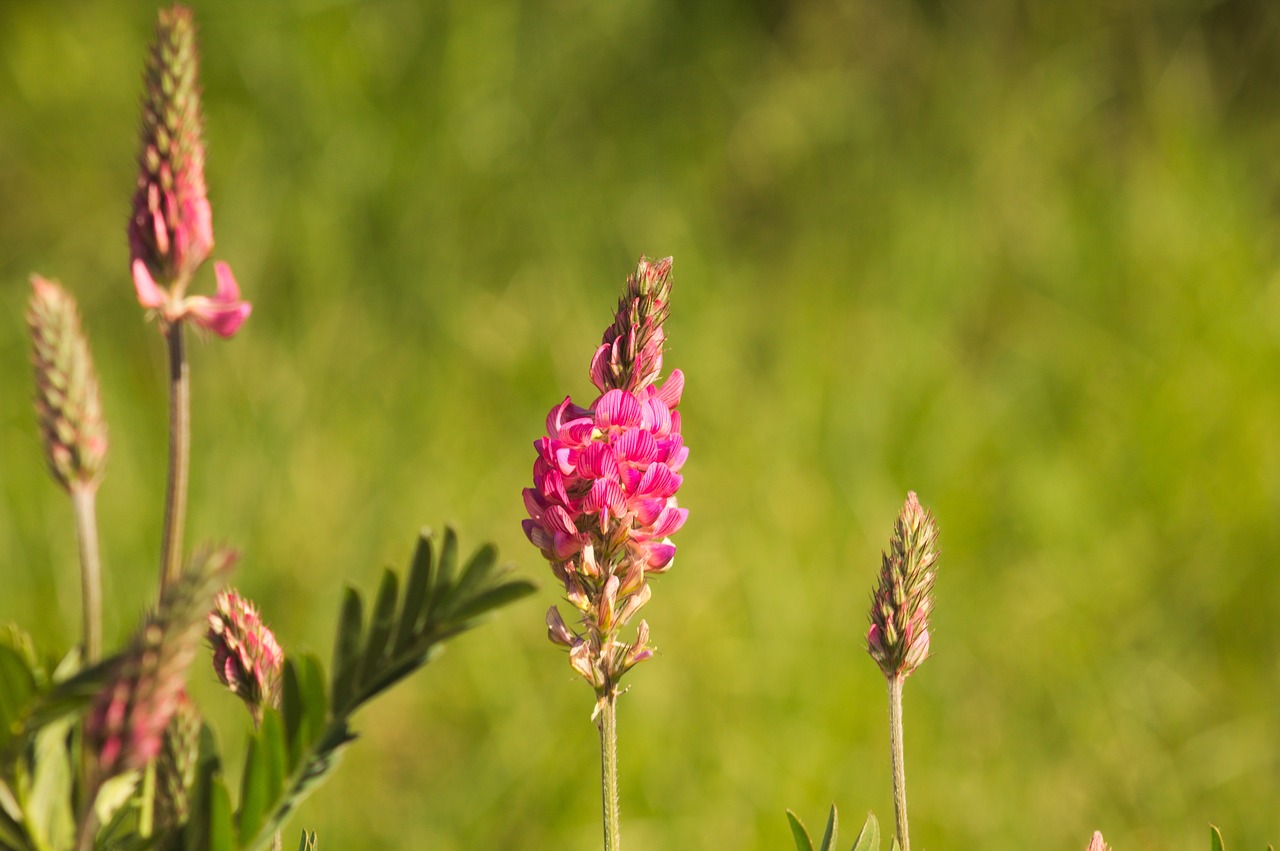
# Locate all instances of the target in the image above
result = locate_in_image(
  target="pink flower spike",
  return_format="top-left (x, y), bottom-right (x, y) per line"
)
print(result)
top-left (185, 262), bottom-right (251, 338)
top-left (132, 259), bottom-right (168, 310)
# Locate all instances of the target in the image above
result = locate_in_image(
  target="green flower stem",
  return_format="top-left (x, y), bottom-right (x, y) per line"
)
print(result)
top-left (74, 779), bottom-right (101, 851)
top-left (598, 693), bottom-right (621, 851)
top-left (887, 673), bottom-right (910, 851)
top-left (159, 320), bottom-right (189, 591)
top-left (70, 484), bottom-right (102, 662)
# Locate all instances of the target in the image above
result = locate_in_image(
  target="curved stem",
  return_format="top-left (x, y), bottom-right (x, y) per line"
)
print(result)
top-left (887, 674), bottom-right (910, 851)
top-left (598, 693), bottom-right (621, 851)
top-left (159, 321), bottom-right (189, 592)
top-left (70, 484), bottom-right (102, 663)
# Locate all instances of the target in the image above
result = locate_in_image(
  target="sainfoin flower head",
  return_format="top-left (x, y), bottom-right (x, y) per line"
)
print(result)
top-left (1086, 832), bottom-right (1111, 851)
top-left (127, 4), bottom-right (249, 338)
top-left (524, 256), bottom-right (687, 702)
top-left (207, 588), bottom-right (284, 715)
top-left (867, 491), bottom-right (939, 680)
top-left (26, 276), bottom-right (108, 493)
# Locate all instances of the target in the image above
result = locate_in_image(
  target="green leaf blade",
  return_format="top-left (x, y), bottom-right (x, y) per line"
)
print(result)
top-left (394, 531), bottom-right (435, 655)
top-left (818, 804), bottom-right (837, 851)
top-left (850, 812), bottom-right (880, 851)
top-left (785, 810), bottom-right (814, 851)
top-left (329, 589), bottom-right (364, 715)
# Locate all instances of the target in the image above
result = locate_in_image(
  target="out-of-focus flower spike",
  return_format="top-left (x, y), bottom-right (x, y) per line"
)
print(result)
top-left (207, 588), bottom-right (284, 717)
top-left (127, 5), bottom-right (249, 338)
top-left (155, 692), bottom-right (202, 833)
top-left (26, 276), bottom-right (108, 493)
top-left (867, 491), bottom-right (939, 680)
top-left (86, 545), bottom-right (235, 779)
top-left (128, 4), bottom-right (211, 290)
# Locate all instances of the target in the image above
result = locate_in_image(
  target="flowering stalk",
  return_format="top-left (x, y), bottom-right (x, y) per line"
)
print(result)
top-left (78, 546), bottom-right (235, 851)
top-left (524, 256), bottom-right (688, 851)
top-left (128, 5), bottom-right (250, 591)
top-left (867, 492), bottom-right (939, 851)
top-left (27, 276), bottom-right (108, 662)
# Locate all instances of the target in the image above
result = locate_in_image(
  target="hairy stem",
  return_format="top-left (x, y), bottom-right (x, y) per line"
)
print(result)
top-left (888, 674), bottom-right (910, 851)
top-left (70, 484), bottom-right (102, 662)
top-left (598, 693), bottom-right (621, 851)
top-left (160, 321), bottom-right (189, 591)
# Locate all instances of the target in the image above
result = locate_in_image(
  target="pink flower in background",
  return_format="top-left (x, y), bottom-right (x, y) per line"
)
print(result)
top-left (128, 5), bottom-right (249, 337)
top-left (134, 260), bottom-right (251, 338)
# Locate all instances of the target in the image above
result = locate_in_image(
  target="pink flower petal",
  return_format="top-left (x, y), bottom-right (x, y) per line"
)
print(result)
top-left (594, 389), bottom-right (642, 429)
top-left (654, 368), bottom-right (684, 409)
top-left (186, 262), bottom-right (250, 338)
top-left (132, 258), bottom-right (168, 309)
top-left (613, 428), bottom-right (658, 465)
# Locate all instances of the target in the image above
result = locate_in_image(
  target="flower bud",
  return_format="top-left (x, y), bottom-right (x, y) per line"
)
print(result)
top-left (207, 588), bottom-right (284, 714)
top-left (26, 277), bottom-right (107, 492)
top-left (867, 492), bottom-right (939, 680)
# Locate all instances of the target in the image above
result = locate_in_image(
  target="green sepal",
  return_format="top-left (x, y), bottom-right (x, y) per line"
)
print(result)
top-left (1210, 824), bottom-right (1225, 851)
top-left (850, 812), bottom-right (880, 851)
top-left (296, 830), bottom-right (317, 850)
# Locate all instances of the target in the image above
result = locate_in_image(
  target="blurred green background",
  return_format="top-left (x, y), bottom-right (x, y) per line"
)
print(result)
top-left (2, 0), bottom-right (1279, 848)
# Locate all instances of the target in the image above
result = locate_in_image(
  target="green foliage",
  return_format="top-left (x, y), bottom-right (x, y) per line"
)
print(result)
top-left (174, 527), bottom-right (533, 851)
top-left (1207, 823), bottom-right (1276, 851)
top-left (786, 809), bottom-right (886, 851)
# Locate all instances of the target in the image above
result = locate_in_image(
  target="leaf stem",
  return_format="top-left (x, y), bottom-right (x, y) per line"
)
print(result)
top-left (598, 693), bottom-right (621, 851)
top-left (70, 484), bottom-right (102, 662)
top-left (887, 673), bottom-right (910, 851)
top-left (160, 320), bottom-right (190, 592)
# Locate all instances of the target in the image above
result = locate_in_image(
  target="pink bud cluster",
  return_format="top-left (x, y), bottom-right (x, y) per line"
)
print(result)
top-left (207, 589), bottom-right (284, 716)
top-left (524, 257), bottom-right (688, 701)
top-left (128, 5), bottom-right (249, 338)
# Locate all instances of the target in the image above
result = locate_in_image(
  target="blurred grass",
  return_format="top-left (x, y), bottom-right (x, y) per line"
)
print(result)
top-left (3, 0), bottom-right (1280, 848)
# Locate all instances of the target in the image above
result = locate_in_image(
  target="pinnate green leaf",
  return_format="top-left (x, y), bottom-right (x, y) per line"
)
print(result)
top-left (226, 528), bottom-right (530, 851)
